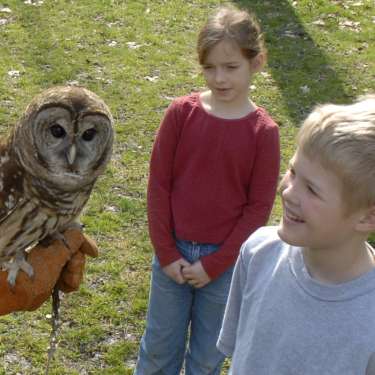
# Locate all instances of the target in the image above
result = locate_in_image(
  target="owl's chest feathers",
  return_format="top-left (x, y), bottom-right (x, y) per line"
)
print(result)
top-left (0, 173), bottom-right (93, 258)
top-left (24, 175), bottom-right (93, 216)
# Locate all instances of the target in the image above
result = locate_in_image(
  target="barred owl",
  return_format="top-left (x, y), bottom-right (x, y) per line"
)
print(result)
top-left (0, 86), bottom-right (114, 286)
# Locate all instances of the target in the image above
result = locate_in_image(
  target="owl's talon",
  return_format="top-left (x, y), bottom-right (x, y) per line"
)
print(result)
top-left (4, 256), bottom-right (34, 287)
top-left (39, 236), bottom-right (53, 247)
top-left (6, 268), bottom-right (18, 289)
top-left (20, 259), bottom-right (34, 279)
top-left (40, 232), bottom-right (71, 250)
top-left (54, 232), bottom-right (71, 250)
top-left (61, 235), bottom-right (71, 251)
top-left (57, 222), bottom-right (84, 250)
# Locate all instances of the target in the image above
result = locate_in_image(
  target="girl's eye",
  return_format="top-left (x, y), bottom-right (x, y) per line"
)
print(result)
top-left (227, 65), bottom-right (238, 70)
top-left (50, 124), bottom-right (66, 138)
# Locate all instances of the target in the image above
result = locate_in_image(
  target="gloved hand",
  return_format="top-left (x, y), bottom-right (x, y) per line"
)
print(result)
top-left (0, 229), bottom-right (98, 315)
top-left (56, 230), bottom-right (98, 293)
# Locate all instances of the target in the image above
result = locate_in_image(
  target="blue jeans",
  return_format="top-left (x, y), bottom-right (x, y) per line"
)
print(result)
top-left (134, 239), bottom-right (234, 375)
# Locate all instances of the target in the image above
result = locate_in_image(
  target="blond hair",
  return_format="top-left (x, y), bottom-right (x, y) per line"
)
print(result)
top-left (197, 5), bottom-right (266, 65)
top-left (297, 94), bottom-right (375, 213)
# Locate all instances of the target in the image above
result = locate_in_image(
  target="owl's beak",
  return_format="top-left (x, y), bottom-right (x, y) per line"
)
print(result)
top-left (66, 144), bottom-right (77, 165)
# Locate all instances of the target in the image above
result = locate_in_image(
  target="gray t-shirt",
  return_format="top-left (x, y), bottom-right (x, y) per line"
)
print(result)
top-left (217, 226), bottom-right (375, 375)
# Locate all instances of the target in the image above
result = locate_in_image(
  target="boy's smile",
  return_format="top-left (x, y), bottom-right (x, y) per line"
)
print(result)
top-left (283, 207), bottom-right (304, 224)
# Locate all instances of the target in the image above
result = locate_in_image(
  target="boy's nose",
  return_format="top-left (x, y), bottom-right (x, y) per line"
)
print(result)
top-left (281, 184), bottom-right (292, 200)
top-left (280, 177), bottom-right (298, 204)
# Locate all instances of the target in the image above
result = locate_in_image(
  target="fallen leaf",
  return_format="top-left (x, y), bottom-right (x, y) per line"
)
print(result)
top-left (7, 70), bottom-right (20, 78)
top-left (24, 0), bottom-right (44, 5)
top-left (300, 85), bottom-right (310, 94)
top-left (66, 80), bottom-right (80, 86)
top-left (312, 19), bottom-right (325, 26)
top-left (144, 75), bottom-right (159, 82)
top-left (339, 19), bottom-right (361, 32)
top-left (358, 42), bottom-right (368, 51)
top-left (283, 30), bottom-right (298, 38)
top-left (161, 95), bottom-right (176, 101)
top-left (104, 205), bottom-right (119, 212)
top-left (126, 41), bottom-right (142, 49)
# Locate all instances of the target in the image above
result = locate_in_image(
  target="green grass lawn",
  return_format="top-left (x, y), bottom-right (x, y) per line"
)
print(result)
top-left (0, 0), bottom-right (374, 373)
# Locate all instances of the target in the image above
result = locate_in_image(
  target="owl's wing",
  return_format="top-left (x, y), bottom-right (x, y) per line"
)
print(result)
top-left (0, 148), bottom-right (24, 223)
top-left (0, 199), bottom-right (19, 225)
top-left (0, 153), bottom-right (24, 263)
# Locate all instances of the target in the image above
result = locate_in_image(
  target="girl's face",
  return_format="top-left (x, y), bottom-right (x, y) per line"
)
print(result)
top-left (201, 40), bottom-right (255, 107)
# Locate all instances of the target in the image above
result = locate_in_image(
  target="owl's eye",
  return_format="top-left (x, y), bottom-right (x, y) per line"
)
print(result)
top-left (82, 128), bottom-right (97, 141)
top-left (50, 124), bottom-right (66, 138)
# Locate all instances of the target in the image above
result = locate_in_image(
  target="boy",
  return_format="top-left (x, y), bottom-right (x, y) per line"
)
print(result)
top-left (217, 95), bottom-right (375, 374)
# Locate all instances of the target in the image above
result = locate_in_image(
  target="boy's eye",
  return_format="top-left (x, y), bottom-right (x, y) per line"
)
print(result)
top-left (203, 65), bottom-right (213, 70)
top-left (227, 65), bottom-right (238, 70)
top-left (307, 185), bottom-right (317, 196)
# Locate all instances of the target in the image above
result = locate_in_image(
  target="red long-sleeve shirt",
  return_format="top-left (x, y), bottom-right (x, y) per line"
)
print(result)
top-left (147, 93), bottom-right (280, 279)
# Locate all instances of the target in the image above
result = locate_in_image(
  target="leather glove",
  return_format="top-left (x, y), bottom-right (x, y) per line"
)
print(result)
top-left (56, 231), bottom-right (98, 292)
top-left (0, 229), bottom-right (98, 315)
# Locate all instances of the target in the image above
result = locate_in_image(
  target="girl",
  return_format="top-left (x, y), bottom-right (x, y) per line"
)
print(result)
top-left (135, 5), bottom-right (280, 375)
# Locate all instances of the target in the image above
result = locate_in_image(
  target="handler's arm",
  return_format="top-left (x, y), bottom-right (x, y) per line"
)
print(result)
top-left (0, 229), bottom-right (98, 315)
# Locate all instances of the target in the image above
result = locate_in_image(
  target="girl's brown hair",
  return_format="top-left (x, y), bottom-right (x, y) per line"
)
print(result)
top-left (197, 5), bottom-right (266, 65)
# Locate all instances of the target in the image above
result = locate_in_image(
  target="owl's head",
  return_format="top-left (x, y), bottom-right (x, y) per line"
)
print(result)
top-left (12, 86), bottom-right (114, 191)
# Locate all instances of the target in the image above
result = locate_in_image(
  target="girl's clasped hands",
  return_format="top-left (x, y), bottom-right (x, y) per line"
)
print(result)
top-left (162, 259), bottom-right (211, 288)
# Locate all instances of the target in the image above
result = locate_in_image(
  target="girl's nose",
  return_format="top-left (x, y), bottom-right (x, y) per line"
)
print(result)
top-left (214, 68), bottom-right (225, 83)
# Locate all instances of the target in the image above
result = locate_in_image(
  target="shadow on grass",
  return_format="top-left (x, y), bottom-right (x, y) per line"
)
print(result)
top-left (234, 0), bottom-right (351, 124)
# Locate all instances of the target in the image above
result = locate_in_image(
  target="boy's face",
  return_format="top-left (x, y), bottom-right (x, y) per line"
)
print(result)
top-left (277, 149), bottom-right (363, 251)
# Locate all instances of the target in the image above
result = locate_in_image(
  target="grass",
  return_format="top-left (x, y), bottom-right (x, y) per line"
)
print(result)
top-left (0, 0), bottom-right (374, 373)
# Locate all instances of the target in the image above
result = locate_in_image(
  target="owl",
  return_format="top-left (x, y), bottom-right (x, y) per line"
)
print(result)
top-left (0, 86), bottom-right (114, 286)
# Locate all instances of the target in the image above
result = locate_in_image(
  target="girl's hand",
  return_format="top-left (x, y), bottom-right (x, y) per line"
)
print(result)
top-left (182, 261), bottom-right (211, 288)
top-left (162, 258), bottom-right (191, 284)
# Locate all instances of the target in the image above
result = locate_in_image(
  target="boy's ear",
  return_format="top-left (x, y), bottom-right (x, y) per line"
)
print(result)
top-left (250, 52), bottom-right (266, 73)
top-left (356, 205), bottom-right (375, 233)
